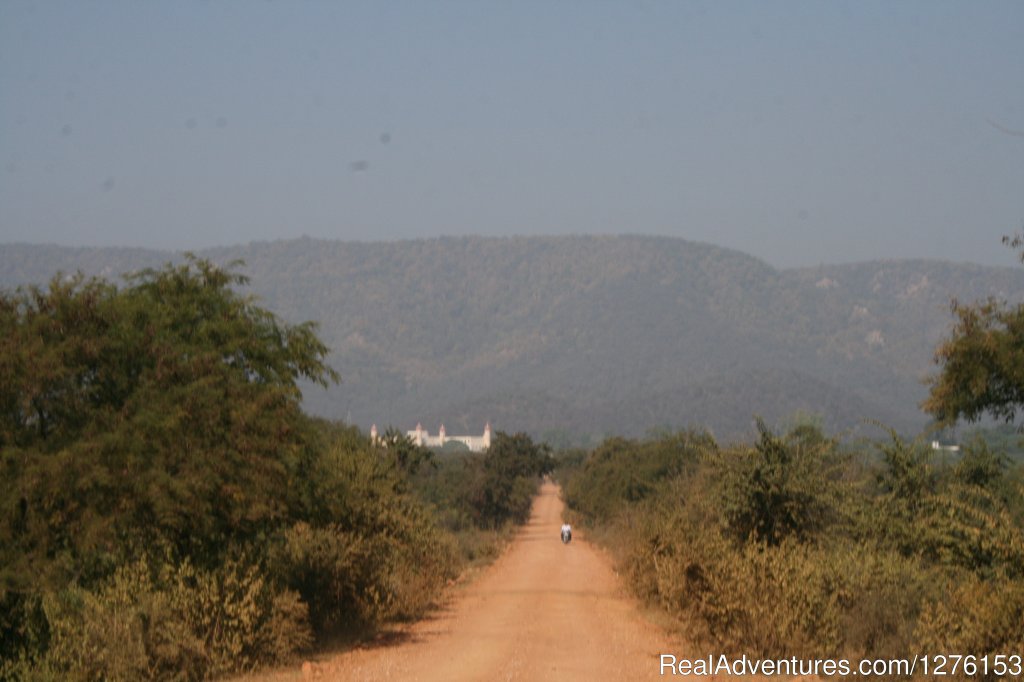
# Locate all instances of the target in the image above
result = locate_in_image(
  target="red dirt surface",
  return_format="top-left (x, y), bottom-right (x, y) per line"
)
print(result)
top-left (276, 481), bottom-right (692, 680)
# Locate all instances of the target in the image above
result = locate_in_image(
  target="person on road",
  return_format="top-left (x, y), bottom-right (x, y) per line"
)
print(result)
top-left (560, 522), bottom-right (572, 544)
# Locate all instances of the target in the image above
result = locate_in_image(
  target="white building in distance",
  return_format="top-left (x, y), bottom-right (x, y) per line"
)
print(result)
top-left (370, 422), bottom-right (492, 452)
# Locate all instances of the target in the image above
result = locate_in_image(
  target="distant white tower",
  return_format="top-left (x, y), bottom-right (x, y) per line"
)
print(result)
top-left (370, 424), bottom-right (378, 443)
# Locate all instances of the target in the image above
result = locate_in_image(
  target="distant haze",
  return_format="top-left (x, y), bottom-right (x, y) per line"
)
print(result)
top-left (2, 1), bottom-right (1023, 267)
top-left (5, 236), bottom-right (1024, 441)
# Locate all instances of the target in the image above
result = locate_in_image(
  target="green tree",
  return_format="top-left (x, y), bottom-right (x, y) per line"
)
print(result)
top-left (563, 431), bottom-right (711, 523)
top-left (373, 427), bottom-right (434, 477)
top-left (0, 256), bottom-right (337, 603)
top-left (924, 234), bottom-right (1024, 427)
top-left (718, 420), bottom-right (840, 545)
top-left (953, 437), bottom-right (1009, 490)
top-left (0, 259), bottom-right (473, 678)
top-left (469, 432), bottom-right (553, 527)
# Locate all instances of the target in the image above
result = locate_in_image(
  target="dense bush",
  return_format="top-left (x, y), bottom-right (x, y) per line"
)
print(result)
top-left (715, 420), bottom-right (844, 545)
top-left (916, 575), bottom-right (1024, 680)
top-left (562, 422), bottom-right (1024, 665)
top-left (466, 432), bottom-right (553, 529)
top-left (35, 556), bottom-right (310, 682)
top-left (272, 436), bottom-right (458, 633)
top-left (564, 431), bottom-right (709, 524)
top-left (1, 261), bottom-right (337, 585)
top-left (407, 451), bottom-right (511, 564)
top-left (2, 554), bottom-right (315, 681)
top-left (0, 260), bottom-right (329, 677)
top-left (0, 261), bottom-right (468, 679)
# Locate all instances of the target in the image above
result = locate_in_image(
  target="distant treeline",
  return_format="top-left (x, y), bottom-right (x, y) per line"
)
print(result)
top-left (0, 259), bottom-right (552, 680)
top-left (557, 423), bottom-right (1024, 673)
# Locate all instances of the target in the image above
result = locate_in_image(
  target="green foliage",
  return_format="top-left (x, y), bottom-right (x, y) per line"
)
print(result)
top-left (564, 421), bottom-right (1024, 664)
top-left (467, 432), bottom-right (553, 528)
top-left (0, 260), bottom-right (485, 679)
top-left (925, 236), bottom-right (1024, 427)
top-left (565, 431), bottom-right (710, 524)
top-left (875, 428), bottom-right (935, 503)
top-left (916, 484), bottom-right (1024, 576)
top-left (0, 259), bottom-right (341, 675)
top-left (916, 574), bottom-right (1024, 680)
top-left (869, 429), bottom-right (937, 554)
top-left (408, 453), bottom-right (479, 533)
top-left (620, 481), bottom-right (930, 659)
top-left (373, 428), bottom-right (435, 476)
top-left (271, 439), bottom-right (458, 633)
top-left (3, 556), bottom-right (312, 681)
top-left (954, 436), bottom-right (1010, 488)
top-left (0, 258), bottom-right (338, 596)
top-left (406, 453), bottom-right (512, 565)
top-left (862, 430), bottom-right (1024, 576)
top-left (716, 420), bottom-right (841, 545)
top-left (925, 296), bottom-right (1024, 425)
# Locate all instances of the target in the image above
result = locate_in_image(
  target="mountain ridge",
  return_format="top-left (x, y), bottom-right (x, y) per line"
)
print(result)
top-left (3, 235), bottom-right (1023, 442)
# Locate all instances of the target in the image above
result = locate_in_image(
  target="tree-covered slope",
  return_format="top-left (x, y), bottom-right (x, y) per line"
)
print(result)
top-left (3, 236), bottom-right (1022, 441)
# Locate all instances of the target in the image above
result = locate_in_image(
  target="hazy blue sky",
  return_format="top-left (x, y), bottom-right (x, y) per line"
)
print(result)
top-left (2, 1), bottom-right (1022, 268)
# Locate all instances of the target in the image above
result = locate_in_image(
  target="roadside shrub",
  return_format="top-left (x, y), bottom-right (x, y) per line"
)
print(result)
top-left (567, 425), bottom-right (1012, 664)
top-left (916, 575), bottom-right (1024, 680)
top-left (628, 507), bottom-right (929, 660)
top-left (468, 432), bottom-right (553, 528)
top-left (832, 544), bottom-right (933, 660)
top-left (384, 523), bottom-right (460, 620)
top-left (36, 556), bottom-right (311, 681)
top-left (0, 593), bottom-right (49, 679)
top-left (451, 527), bottom-right (507, 565)
top-left (272, 523), bottom-right (387, 633)
top-left (167, 557), bottom-right (312, 676)
top-left (954, 437), bottom-right (1010, 490)
top-left (916, 484), bottom-right (1024, 576)
top-left (271, 517), bottom-right (459, 633)
top-left (635, 514), bottom-right (844, 657)
top-left (278, 438), bottom-right (459, 635)
top-left (565, 431), bottom-right (710, 524)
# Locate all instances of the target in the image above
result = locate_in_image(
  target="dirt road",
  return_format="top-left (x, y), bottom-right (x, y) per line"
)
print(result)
top-left (289, 481), bottom-right (687, 681)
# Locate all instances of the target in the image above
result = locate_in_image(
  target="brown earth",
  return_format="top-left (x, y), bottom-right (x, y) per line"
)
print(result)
top-left (254, 481), bottom-right (704, 681)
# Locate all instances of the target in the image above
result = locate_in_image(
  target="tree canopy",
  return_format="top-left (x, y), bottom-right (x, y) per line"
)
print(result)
top-left (924, 235), bottom-right (1024, 427)
top-left (0, 257), bottom-right (338, 592)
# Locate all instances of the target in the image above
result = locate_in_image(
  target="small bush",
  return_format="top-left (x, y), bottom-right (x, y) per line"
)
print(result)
top-left (636, 517), bottom-right (844, 657)
top-left (36, 557), bottom-right (311, 681)
top-left (272, 513), bottom-right (457, 635)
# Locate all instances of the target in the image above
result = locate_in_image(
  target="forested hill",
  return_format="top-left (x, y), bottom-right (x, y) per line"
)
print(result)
top-left (3, 236), bottom-right (1023, 442)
